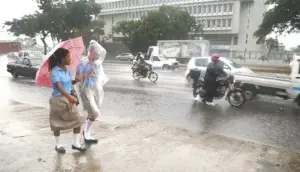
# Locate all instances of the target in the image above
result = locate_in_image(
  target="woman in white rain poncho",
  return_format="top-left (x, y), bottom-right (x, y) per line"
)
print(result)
top-left (76, 40), bottom-right (108, 144)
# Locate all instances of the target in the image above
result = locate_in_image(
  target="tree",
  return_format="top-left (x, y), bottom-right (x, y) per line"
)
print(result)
top-left (113, 20), bottom-right (142, 49)
top-left (82, 20), bottom-right (105, 46)
top-left (5, 13), bottom-right (52, 54)
top-left (6, 0), bottom-right (104, 53)
top-left (265, 37), bottom-right (279, 53)
top-left (114, 5), bottom-right (201, 52)
top-left (254, 0), bottom-right (300, 39)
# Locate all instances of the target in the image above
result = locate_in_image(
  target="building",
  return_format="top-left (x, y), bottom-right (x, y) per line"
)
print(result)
top-left (97, 0), bottom-right (267, 54)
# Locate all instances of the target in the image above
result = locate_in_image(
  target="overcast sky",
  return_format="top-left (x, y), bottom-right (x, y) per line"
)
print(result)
top-left (0, 0), bottom-right (299, 49)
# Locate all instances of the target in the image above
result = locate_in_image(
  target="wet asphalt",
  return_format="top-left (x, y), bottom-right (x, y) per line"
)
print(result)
top-left (0, 56), bottom-right (300, 152)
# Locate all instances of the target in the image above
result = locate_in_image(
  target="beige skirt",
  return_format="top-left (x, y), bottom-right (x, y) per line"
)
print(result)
top-left (49, 96), bottom-right (85, 131)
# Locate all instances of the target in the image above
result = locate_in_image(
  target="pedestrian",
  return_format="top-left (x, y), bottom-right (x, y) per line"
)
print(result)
top-left (48, 48), bottom-right (87, 153)
top-left (76, 40), bottom-right (108, 144)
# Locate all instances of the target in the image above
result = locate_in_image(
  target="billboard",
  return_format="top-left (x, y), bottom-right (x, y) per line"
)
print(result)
top-left (158, 40), bottom-right (210, 58)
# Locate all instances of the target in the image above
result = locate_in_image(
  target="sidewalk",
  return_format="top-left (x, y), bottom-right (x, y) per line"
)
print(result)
top-left (0, 100), bottom-right (299, 172)
top-left (103, 60), bottom-right (290, 74)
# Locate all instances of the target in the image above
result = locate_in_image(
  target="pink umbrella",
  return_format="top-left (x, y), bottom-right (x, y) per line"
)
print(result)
top-left (35, 37), bottom-right (85, 87)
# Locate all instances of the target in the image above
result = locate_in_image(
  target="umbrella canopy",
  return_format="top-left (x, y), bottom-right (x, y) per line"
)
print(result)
top-left (35, 37), bottom-right (85, 87)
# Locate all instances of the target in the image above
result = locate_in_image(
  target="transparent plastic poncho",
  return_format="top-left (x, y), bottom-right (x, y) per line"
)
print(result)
top-left (75, 40), bottom-right (109, 119)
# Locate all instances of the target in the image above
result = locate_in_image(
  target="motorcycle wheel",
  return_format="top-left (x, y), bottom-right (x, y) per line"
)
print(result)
top-left (132, 71), bottom-right (141, 80)
top-left (227, 90), bottom-right (246, 107)
top-left (193, 85), bottom-right (204, 98)
top-left (149, 72), bottom-right (158, 82)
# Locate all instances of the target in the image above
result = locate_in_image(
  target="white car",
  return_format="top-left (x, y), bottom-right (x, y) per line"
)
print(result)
top-left (116, 53), bottom-right (134, 61)
top-left (133, 55), bottom-right (180, 70)
top-left (185, 56), bottom-right (254, 82)
top-left (147, 55), bottom-right (179, 70)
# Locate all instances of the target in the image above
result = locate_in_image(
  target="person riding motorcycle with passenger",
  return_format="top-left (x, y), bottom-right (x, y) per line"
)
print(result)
top-left (201, 53), bottom-right (227, 105)
top-left (133, 52), bottom-right (151, 76)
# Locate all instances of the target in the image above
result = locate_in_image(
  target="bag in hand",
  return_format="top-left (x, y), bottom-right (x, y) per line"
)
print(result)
top-left (71, 88), bottom-right (79, 106)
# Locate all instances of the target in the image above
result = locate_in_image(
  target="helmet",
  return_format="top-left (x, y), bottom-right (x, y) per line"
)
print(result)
top-left (211, 53), bottom-right (220, 62)
top-left (138, 52), bottom-right (144, 59)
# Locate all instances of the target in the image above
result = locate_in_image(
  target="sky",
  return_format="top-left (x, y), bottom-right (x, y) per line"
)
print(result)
top-left (0, 0), bottom-right (300, 50)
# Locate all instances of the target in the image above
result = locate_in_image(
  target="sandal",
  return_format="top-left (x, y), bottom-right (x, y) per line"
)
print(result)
top-left (72, 145), bottom-right (87, 152)
top-left (83, 132), bottom-right (98, 144)
top-left (55, 146), bottom-right (66, 154)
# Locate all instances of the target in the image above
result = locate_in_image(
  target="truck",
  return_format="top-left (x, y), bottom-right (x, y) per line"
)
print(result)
top-left (145, 40), bottom-right (211, 70)
top-left (0, 41), bottom-right (21, 55)
top-left (234, 54), bottom-right (300, 105)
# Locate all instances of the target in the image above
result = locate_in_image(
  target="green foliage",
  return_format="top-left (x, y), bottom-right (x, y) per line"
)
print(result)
top-left (254, 0), bottom-right (300, 39)
top-left (265, 38), bottom-right (279, 53)
top-left (113, 5), bottom-right (201, 52)
top-left (6, 0), bottom-right (104, 53)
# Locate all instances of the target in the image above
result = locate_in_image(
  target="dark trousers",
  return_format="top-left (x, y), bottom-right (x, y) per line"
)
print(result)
top-left (203, 80), bottom-right (217, 102)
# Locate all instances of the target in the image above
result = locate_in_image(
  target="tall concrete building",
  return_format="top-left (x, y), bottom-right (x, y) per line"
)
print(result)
top-left (97, 0), bottom-right (267, 53)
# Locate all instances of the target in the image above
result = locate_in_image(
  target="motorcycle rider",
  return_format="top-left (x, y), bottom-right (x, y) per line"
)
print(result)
top-left (133, 52), bottom-right (150, 76)
top-left (195, 53), bottom-right (227, 105)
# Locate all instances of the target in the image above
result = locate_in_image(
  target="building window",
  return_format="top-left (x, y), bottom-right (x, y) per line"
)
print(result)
top-left (218, 4), bottom-right (222, 13)
top-left (208, 5), bottom-right (211, 13)
top-left (201, 20), bottom-right (206, 27)
top-left (217, 19), bottom-right (221, 27)
top-left (222, 19), bottom-right (226, 27)
top-left (223, 4), bottom-right (227, 12)
top-left (198, 6), bottom-right (201, 14)
top-left (234, 36), bottom-right (238, 45)
top-left (189, 6), bottom-right (192, 14)
top-left (228, 19), bottom-right (232, 27)
top-left (229, 3), bottom-right (233, 12)
top-left (246, 24), bottom-right (249, 29)
top-left (207, 20), bottom-right (211, 27)
top-left (203, 5), bottom-right (206, 13)
top-left (212, 19), bottom-right (216, 27)
top-left (213, 5), bottom-right (217, 13)
top-left (193, 6), bottom-right (197, 14)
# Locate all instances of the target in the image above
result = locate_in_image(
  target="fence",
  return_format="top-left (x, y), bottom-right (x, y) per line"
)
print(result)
top-left (214, 50), bottom-right (293, 67)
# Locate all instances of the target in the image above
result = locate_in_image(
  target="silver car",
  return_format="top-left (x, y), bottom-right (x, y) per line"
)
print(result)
top-left (116, 53), bottom-right (133, 60)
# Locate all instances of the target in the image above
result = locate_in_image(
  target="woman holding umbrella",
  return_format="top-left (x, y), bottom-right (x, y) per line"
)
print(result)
top-left (48, 48), bottom-right (87, 153)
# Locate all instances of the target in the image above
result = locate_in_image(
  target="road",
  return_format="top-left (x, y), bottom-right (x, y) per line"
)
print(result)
top-left (1, 56), bottom-right (300, 152)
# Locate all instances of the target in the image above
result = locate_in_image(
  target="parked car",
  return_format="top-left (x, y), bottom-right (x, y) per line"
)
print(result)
top-left (7, 57), bottom-right (43, 79)
top-left (18, 51), bottom-right (44, 59)
top-left (185, 56), bottom-right (254, 83)
top-left (116, 53), bottom-right (134, 61)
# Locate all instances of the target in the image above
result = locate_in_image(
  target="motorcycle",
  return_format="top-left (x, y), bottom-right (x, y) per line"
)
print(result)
top-left (131, 64), bottom-right (158, 83)
top-left (192, 72), bottom-right (246, 107)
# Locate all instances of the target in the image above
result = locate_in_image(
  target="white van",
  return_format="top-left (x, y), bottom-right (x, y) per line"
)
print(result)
top-left (185, 56), bottom-right (254, 82)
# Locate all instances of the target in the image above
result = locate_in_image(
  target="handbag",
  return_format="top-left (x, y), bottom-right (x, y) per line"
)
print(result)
top-left (71, 86), bottom-right (79, 106)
